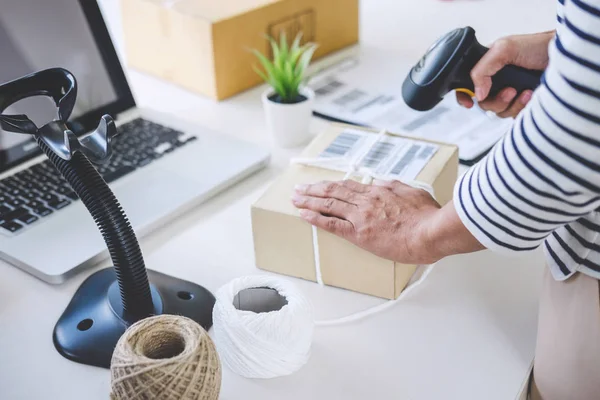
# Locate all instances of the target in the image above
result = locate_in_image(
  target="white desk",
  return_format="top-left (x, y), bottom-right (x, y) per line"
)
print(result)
top-left (0, 0), bottom-right (557, 399)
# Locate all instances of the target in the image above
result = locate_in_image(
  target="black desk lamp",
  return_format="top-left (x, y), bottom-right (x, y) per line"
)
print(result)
top-left (0, 68), bottom-right (216, 368)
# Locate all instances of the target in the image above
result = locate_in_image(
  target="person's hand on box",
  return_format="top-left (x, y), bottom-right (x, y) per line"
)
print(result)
top-left (457, 31), bottom-right (554, 118)
top-left (292, 179), bottom-right (484, 264)
top-left (292, 180), bottom-right (435, 264)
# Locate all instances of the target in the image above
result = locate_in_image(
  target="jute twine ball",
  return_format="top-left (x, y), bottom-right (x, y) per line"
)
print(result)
top-left (110, 315), bottom-right (221, 400)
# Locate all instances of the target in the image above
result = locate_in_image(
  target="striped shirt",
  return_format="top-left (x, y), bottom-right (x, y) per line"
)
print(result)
top-left (454, 0), bottom-right (600, 281)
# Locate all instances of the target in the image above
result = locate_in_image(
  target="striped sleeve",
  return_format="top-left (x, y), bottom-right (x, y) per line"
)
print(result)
top-left (558, 0), bottom-right (565, 24)
top-left (453, 0), bottom-right (600, 255)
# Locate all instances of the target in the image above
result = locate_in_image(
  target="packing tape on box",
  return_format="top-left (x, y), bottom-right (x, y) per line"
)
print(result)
top-left (212, 131), bottom-right (438, 379)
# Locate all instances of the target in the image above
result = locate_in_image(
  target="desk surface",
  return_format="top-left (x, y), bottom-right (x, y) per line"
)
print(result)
top-left (0, 0), bottom-right (556, 399)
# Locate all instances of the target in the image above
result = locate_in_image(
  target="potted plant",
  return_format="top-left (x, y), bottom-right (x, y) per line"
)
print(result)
top-left (253, 32), bottom-right (317, 148)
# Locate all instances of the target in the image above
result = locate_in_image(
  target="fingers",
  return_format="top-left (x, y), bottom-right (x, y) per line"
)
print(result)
top-left (471, 38), bottom-right (517, 101)
top-left (292, 193), bottom-right (356, 219)
top-left (456, 92), bottom-right (474, 109)
top-left (294, 180), bottom-right (369, 204)
top-left (298, 209), bottom-right (354, 238)
top-left (477, 87), bottom-right (517, 114)
top-left (496, 90), bottom-right (533, 118)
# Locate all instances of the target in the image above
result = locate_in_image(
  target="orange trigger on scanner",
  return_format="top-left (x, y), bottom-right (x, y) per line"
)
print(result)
top-left (455, 88), bottom-right (475, 97)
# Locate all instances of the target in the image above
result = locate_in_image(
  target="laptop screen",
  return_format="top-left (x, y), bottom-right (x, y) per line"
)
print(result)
top-left (0, 0), bottom-right (134, 173)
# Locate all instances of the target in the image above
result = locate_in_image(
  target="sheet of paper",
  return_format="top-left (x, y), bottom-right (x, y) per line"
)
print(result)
top-left (317, 128), bottom-right (439, 181)
top-left (308, 48), bottom-right (514, 163)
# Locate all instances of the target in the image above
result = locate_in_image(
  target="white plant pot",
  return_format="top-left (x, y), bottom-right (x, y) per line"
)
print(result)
top-left (262, 87), bottom-right (314, 148)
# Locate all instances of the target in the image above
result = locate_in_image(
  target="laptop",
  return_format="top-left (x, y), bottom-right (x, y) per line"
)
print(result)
top-left (0, 0), bottom-right (270, 283)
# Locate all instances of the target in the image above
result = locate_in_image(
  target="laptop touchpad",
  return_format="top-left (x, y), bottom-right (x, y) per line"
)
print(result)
top-left (113, 168), bottom-right (201, 233)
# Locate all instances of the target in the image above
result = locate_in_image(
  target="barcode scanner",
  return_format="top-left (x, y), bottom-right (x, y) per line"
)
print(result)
top-left (402, 26), bottom-right (543, 111)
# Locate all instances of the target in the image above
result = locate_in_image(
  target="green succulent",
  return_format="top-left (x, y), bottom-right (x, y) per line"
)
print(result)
top-left (252, 32), bottom-right (317, 104)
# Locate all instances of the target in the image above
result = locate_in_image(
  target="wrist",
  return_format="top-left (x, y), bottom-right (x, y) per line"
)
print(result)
top-left (511, 31), bottom-right (554, 70)
top-left (406, 206), bottom-right (446, 265)
top-left (418, 201), bottom-right (486, 264)
top-left (419, 207), bottom-right (448, 264)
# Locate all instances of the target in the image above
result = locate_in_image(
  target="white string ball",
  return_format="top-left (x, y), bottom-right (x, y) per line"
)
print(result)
top-left (110, 314), bottom-right (221, 400)
top-left (212, 275), bottom-right (315, 379)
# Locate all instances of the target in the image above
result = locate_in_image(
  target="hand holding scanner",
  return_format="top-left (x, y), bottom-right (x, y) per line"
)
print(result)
top-left (402, 27), bottom-right (543, 111)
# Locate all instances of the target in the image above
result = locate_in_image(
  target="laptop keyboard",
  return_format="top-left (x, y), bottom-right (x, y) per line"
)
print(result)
top-left (0, 118), bottom-right (197, 235)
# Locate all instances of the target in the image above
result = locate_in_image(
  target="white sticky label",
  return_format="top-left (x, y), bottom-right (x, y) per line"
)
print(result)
top-left (319, 129), bottom-right (439, 181)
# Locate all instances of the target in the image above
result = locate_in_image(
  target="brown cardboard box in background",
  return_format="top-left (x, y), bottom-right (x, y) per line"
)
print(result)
top-left (121, 0), bottom-right (359, 100)
top-left (251, 124), bottom-right (459, 299)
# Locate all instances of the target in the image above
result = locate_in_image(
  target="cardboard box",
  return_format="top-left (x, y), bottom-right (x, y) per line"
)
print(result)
top-left (121, 0), bottom-right (359, 100)
top-left (251, 124), bottom-right (459, 299)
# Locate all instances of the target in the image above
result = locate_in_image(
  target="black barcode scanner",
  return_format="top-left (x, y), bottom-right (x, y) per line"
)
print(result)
top-left (402, 26), bottom-right (543, 111)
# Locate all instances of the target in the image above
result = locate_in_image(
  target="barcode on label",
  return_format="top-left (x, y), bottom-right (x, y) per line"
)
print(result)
top-left (314, 80), bottom-right (345, 96)
top-left (321, 132), bottom-right (362, 157)
top-left (418, 146), bottom-right (436, 160)
top-left (389, 144), bottom-right (422, 176)
top-left (333, 89), bottom-right (368, 107)
top-left (359, 142), bottom-right (395, 168)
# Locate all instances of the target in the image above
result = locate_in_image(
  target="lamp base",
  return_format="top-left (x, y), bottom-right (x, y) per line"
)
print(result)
top-left (53, 267), bottom-right (215, 368)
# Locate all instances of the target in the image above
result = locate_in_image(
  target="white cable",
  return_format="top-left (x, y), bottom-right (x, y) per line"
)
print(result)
top-left (212, 267), bottom-right (436, 378)
top-left (311, 225), bottom-right (324, 285)
top-left (314, 263), bottom-right (436, 326)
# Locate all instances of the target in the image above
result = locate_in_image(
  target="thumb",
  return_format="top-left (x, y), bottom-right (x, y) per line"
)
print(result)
top-left (471, 38), bottom-right (517, 101)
